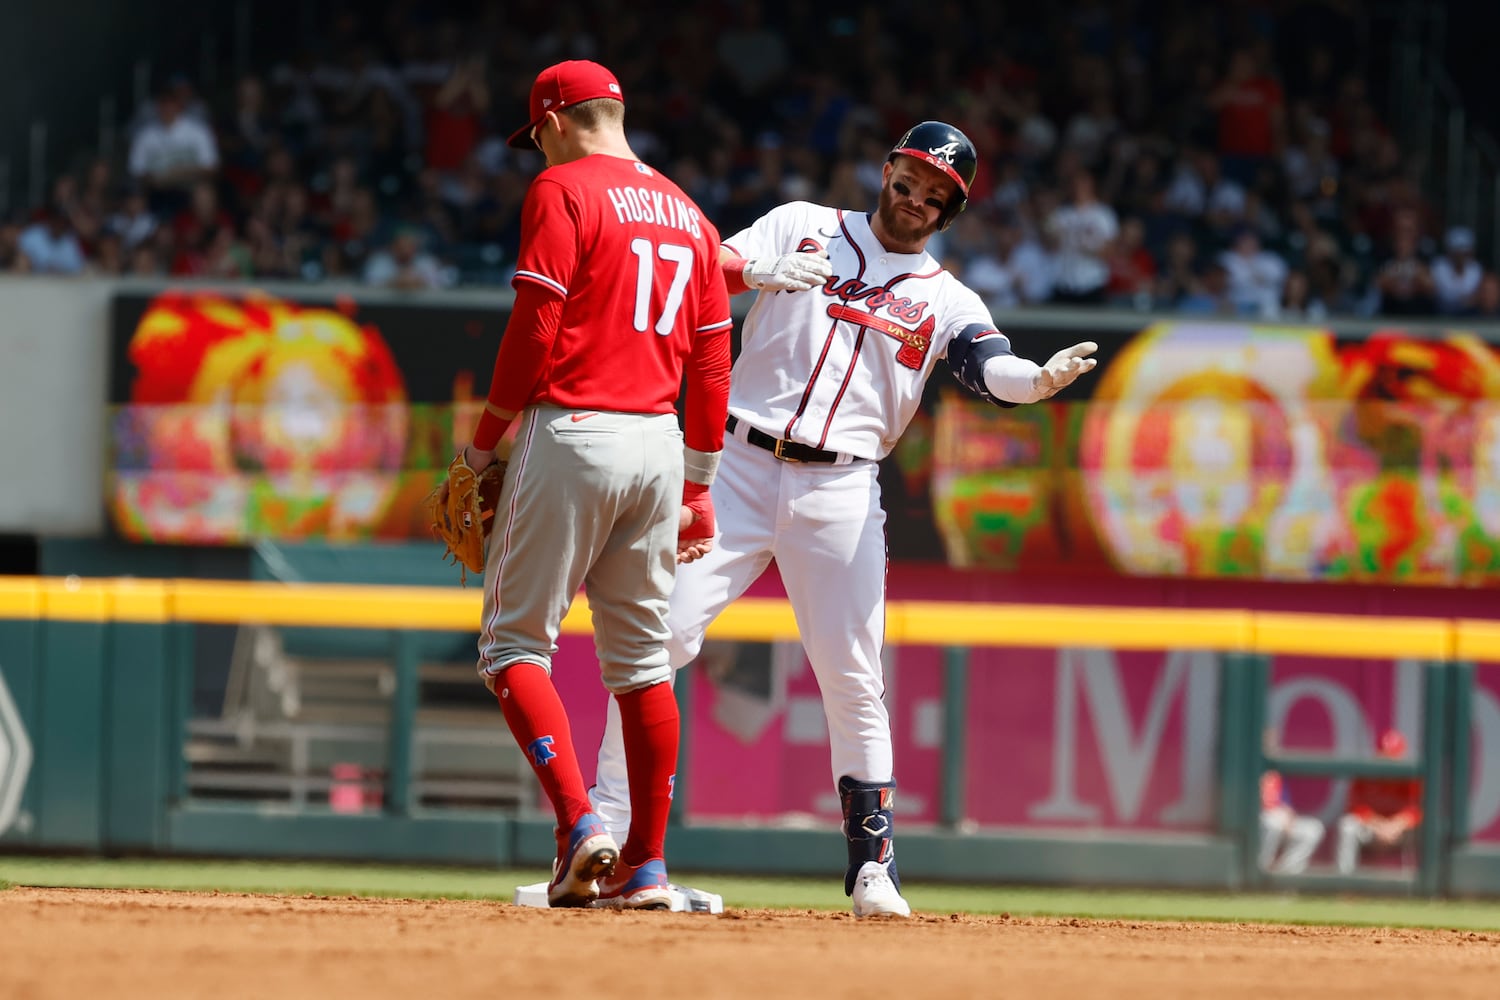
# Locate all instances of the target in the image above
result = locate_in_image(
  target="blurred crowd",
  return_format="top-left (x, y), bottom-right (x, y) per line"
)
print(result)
top-left (3, 0), bottom-right (1495, 320)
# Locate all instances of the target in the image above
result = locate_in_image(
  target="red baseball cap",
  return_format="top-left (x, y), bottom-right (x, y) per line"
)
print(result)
top-left (507, 60), bottom-right (624, 148)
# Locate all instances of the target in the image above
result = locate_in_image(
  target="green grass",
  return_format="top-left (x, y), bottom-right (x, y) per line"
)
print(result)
top-left (4, 855), bottom-right (1500, 930)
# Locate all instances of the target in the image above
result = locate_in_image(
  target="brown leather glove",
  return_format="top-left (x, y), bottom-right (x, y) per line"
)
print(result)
top-left (423, 450), bottom-right (508, 585)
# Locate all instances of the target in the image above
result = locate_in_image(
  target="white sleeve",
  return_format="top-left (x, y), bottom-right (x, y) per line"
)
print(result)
top-left (128, 133), bottom-right (152, 177)
top-left (363, 254), bottom-right (395, 286)
top-left (194, 123), bottom-right (220, 170)
top-left (721, 201), bottom-right (812, 259)
top-left (981, 353), bottom-right (1042, 404)
top-left (1100, 206), bottom-right (1120, 240)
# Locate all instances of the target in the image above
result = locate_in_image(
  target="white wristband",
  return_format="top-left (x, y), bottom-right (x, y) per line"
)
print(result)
top-left (684, 447), bottom-right (721, 486)
top-left (981, 354), bottom-right (1043, 404)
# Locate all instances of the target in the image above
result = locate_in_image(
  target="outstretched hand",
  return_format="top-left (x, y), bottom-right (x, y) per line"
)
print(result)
top-left (1031, 342), bottom-right (1099, 399)
top-left (744, 250), bottom-right (833, 292)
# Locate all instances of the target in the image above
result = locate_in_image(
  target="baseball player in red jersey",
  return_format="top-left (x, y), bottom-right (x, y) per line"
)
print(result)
top-left (462, 60), bottom-right (731, 909)
top-left (1336, 729), bottom-right (1423, 874)
top-left (584, 122), bottom-right (1099, 917)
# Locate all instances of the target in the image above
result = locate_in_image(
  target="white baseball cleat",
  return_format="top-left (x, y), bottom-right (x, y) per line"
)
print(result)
top-left (851, 861), bottom-right (911, 919)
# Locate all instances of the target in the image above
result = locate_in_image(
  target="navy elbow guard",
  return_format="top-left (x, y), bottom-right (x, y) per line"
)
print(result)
top-left (946, 323), bottom-right (1017, 407)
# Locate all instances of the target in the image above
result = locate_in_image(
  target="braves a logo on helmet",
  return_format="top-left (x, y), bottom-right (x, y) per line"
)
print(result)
top-left (525, 736), bottom-right (557, 767)
top-left (927, 141), bottom-right (963, 164)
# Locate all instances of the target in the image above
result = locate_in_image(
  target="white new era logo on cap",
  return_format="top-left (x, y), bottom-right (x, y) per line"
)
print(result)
top-left (609, 83), bottom-right (620, 93)
top-left (543, 98), bottom-right (554, 107)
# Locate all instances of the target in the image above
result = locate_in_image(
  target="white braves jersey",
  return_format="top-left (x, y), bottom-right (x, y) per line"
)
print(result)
top-left (723, 201), bottom-right (996, 461)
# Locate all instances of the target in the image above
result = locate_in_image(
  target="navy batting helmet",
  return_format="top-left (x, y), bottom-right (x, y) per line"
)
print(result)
top-left (887, 121), bottom-right (978, 230)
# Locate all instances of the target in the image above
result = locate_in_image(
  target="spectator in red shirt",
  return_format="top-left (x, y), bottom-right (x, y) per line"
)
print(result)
top-left (1336, 728), bottom-right (1422, 874)
top-left (172, 181), bottom-right (234, 247)
top-left (1207, 43), bottom-right (1285, 184)
top-left (169, 181), bottom-right (236, 276)
top-left (425, 54), bottom-right (490, 172)
top-left (1105, 215), bottom-right (1157, 305)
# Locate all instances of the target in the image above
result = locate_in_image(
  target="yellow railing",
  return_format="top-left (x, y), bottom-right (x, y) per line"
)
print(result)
top-left (1, 575), bottom-right (1498, 661)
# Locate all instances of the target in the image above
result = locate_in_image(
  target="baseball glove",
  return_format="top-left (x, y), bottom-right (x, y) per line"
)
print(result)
top-left (423, 450), bottom-right (508, 585)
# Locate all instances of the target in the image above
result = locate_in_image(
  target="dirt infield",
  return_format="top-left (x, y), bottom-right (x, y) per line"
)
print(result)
top-left (4, 887), bottom-right (1499, 999)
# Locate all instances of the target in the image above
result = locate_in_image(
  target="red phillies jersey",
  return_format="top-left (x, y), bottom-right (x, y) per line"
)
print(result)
top-left (1347, 775), bottom-right (1423, 824)
top-left (510, 155), bottom-right (732, 412)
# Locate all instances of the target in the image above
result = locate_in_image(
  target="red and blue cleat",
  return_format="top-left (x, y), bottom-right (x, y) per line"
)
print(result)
top-left (547, 812), bottom-right (619, 908)
top-left (596, 857), bottom-right (674, 911)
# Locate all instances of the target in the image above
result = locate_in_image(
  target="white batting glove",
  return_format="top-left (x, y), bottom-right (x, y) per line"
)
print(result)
top-left (743, 251), bottom-right (833, 292)
top-left (1030, 342), bottom-right (1099, 399)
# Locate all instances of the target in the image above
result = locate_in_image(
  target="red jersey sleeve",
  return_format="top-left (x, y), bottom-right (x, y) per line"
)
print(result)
top-left (511, 176), bottom-right (579, 298)
top-left (1347, 777), bottom-right (1376, 821)
top-left (472, 282), bottom-right (566, 450)
top-left (683, 256), bottom-right (732, 454)
top-left (1347, 776), bottom-right (1424, 825)
top-left (471, 172), bottom-right (576, 450)
top-left (1394, 778), bottom-right (1423, 826)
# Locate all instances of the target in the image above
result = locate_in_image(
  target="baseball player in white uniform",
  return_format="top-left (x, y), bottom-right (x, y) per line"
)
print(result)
top-left (585, 121), bottom-right (1100, 917)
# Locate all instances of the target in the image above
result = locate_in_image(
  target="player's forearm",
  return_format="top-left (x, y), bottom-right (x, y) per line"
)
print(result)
top-left (682, 327), bottom-right (731, 483)
top-left (981, 353), bottom-right (1043, 404)
top-left (721, 247), bottom-right (753, 296)
top-left (471, 401), bottom-right (517, 453)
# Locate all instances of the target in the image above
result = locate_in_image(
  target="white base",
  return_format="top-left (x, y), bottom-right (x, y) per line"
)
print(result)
top-left (512, 880), bottom-right (723, 914)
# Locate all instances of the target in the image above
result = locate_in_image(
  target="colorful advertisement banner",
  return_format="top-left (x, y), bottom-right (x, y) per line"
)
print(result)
top-left (931, 322), bottom-right (1500, 586)
top-left (108, 290), bottom-right (1500, 586)
top-left (108, 290), bottom-right (505, 543)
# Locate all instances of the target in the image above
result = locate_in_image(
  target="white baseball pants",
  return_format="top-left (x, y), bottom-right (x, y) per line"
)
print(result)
top-left (1258, 809), bottom-right (1325, 874)
top-left (591, 432), bottom-right (892, 841)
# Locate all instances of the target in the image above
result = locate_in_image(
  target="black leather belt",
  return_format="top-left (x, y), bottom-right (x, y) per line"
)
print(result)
top-left (727, 416), bottom-right (841, 464)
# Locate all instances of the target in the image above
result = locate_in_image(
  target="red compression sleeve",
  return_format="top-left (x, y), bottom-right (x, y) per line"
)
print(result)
top-left (680, 481), bottom-right (715, 542)
top-left (684, 268), bottom-right (732, 454)
top-left (472, 281), bottom-right (566, 450)
top-left (722, 255), bottom-right (752, 296)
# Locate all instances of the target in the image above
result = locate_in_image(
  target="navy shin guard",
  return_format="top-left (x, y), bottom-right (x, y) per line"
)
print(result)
top-left (839, 776), bottom-right (900, 896)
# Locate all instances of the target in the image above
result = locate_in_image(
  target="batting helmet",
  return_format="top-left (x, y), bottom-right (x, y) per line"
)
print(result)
top-left (887, 121), bottom-right (978, 230)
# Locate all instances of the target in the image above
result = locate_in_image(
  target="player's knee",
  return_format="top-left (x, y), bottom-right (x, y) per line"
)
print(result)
top-left (666, 627), bottom-right (704, 669)
top-left (600, 661), bottom-right (672, 694)
top-left (476, 651), bottom-right (553, 692)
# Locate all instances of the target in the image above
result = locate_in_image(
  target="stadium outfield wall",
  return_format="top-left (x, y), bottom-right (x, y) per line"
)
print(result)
top-left (0, 575), bottom-right (1498, 896)
top-left (6, 277), bottom-right (1500, 895)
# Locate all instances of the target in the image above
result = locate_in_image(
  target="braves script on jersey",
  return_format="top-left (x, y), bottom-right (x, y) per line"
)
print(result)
top-left (722, 201), bottom-right (1004, 459)
top-left (509, 154), bottom-right (731, 412)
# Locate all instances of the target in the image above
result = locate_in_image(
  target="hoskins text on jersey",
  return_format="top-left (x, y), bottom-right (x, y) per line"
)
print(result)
top-left (605, 186), bottom-right (703, 239)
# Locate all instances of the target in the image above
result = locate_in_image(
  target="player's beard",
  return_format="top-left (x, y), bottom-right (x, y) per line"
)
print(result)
top-left (875, 182), bottom-right (941, 250)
